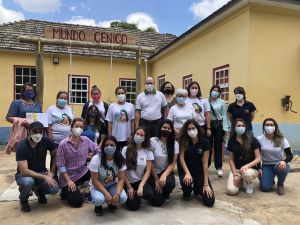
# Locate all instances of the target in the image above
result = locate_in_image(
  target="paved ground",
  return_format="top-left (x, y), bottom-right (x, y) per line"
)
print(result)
top-left (0, 149), bottom-right (299, 225)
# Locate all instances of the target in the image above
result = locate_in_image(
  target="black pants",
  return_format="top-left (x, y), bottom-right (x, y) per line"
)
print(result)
top-left (140, 118), bottom-right (162, 138)
top-left (117, 141), bottom-right (128, 152)
top-left (61, 171), bottom-right (90, 208)
top-left (208, 124), bottom-right (224, 169)
top-left (179, 172), bottom-right (215, 207)
top-left (125, 181), bottom-right (155, 211)
top-left (148, 172), bottom-right (176, 206)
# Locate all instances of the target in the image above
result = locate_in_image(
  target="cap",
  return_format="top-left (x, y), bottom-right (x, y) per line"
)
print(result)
top-left (29, 121), bottom-right (44, 130)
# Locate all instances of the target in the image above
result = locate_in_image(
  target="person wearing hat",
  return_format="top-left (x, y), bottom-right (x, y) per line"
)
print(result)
top-left (15, 121), bottom-right (59, 213)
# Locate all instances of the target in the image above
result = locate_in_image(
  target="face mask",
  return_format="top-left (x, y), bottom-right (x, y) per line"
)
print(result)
top-left (161, 130), bottom-right (171, 137)
top-left (235, 94), bottom-right (244, 101)
top-left (190, 89), bottom-right (198, 97)
top-left (92, 95), bottom-right (100, 102)
top-left (57, 98), bottom-right (67, 108)
top-left (264, 126), bottom-right (275, 134)
top-left (235, 127), bottom-right (246, 135)
top-left (211, 91), bottom-right (220, 99)
top-left (163, 89), bottom-right (173, 95)
top-left (176, 97), bottom-right (187, 104)
top-left (104, 146), bottom-right (116, 155)
top-left (23, 90), bottom-right (35, 99)
top-left (134, 134), bottom-right (145, 144)
top-left (117, 94), bottom-right (126, 102)
top-left (187, 129), bottom-right (198, 138)
top-left (31, 133), bottom-right (43, 143)
top-left (145, 84), bottom-right (154, 93)
top-left (72, 127), bottom-right (83, 137)
top-left (88, 111), bottom-right (98, 118)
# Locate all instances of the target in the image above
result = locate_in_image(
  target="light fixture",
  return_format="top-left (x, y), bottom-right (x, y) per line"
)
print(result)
top-left (53, 56), bottom-right (59, 64)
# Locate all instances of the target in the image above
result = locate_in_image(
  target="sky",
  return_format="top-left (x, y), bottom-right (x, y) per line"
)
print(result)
top-left (0, 0), bottom-right (231, 36)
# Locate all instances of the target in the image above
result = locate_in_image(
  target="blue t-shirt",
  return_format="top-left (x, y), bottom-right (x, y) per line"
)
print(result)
top-left (7, 99), bottom-right (42, 118)
top-left (82, 124), bottom-right (106, 143)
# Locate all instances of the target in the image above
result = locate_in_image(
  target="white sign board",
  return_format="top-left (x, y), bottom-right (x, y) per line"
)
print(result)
top-left (26, 113), bottom-right (48, 127)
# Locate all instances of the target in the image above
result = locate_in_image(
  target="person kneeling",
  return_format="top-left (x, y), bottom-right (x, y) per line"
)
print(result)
top-left (89, 136), bottom-right (127, 216)
top-left (16, 121), bottom-right (59, 212)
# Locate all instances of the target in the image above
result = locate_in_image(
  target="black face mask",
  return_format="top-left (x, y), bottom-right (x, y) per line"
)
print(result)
top-left (161, 130), bottom-right (171, 137)
top-left (163, 88), bottom-right (173, 95)
top-left (88, 111), bottom-right (98, 118)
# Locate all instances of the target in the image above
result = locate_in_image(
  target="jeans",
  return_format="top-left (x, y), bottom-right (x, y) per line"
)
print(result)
top-left (15, 172), bottom-right (59, 202)
top-left (140, 118), bottom-right (162, 138)
top-left (90, 182), bottom-right (127, 206)
top-left (260, 163), bottom-right (290, 192)
top-left (208, 124), bottom-right (224, 169)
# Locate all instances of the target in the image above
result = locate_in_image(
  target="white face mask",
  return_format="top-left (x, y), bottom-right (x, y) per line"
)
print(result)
top-left (72, 127), bottom-right (83, 137)
top-left (235, 94), bottom-right (244, 101)
top-left (264, 126), bottom-right (275, 134)
top-left (187, 129), bottom-right (198, 138)
top-left (117, 94), bottom-right (126, 102)
top-left (31, 133), bottom-right (43, 143)
top-left (145, 84), bottom-right (154, 92)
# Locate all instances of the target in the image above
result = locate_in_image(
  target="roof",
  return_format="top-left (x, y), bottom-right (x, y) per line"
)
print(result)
top-left (0, 19), bottom-right (176, 60)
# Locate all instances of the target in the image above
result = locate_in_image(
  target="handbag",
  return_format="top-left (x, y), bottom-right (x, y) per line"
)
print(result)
top-left (210, 103), bottom-right (223, 130)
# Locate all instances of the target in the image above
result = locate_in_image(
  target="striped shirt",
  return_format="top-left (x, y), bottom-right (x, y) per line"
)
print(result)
top-left (57, 136), bottom-right (100, 187)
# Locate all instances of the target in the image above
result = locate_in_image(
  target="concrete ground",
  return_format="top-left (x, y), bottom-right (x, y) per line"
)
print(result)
top-left (0, 150), bottom-right (299, 225)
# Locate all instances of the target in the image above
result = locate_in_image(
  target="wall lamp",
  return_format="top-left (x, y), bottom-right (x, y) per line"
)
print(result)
top-left (53, 56), bottom-right (59, 64)
top-left (281, 95), bottom-right (297, 113)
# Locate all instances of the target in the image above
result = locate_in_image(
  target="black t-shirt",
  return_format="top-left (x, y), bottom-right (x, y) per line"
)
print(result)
top-left (184, 137), bottom-right (211, 174)
top-left (227, 101), bottom-right (256, 131)
top-left (16, 137), bottom-right (57, 173)
top-left (227, 137), bottom-right (260, 170)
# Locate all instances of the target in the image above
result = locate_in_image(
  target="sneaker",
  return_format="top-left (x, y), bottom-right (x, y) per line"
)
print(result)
top-left (164, 193), bottom-right (170, 202)
top-left (183, 194), bottom-right (192, 201)
top-left (277, 186), bottom-right (285, 195)
top-left (245, 183), bottom-right (254, 194)
top-left (84, 192), bottom-right (92, 203)
top-left (108, 204), bottom-right (117, 212)
top-left (217, 169), bottom-right (223, 177)
top-left (20, 201), bottom-right (31, 213)
top-left (38, 196), bottom-right (47, 204)
top-left (94, 206), bottom-right (103, 216)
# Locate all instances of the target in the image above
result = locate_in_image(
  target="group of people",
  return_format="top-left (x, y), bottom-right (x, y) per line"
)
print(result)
top-left (5, 78), bottom-right (293, 215)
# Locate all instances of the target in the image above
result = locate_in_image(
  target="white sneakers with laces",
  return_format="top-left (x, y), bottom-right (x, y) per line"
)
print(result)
top-left (217, 169), bottom-right (223, 177)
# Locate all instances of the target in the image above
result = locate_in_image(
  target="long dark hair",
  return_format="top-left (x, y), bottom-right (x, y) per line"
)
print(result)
top-left (84, 105), bottom-right (102, 132)
top-left (230, 118), bottom-right (252, 160)
top-left (209, 85), bottom-right (222, 101)
top-left (126, 126), bottom-right (151, 170)
top-left (101, 136), bottom-right (125, 169)
top-left (234, 86), bottom-right (246, 100)
top-left (179, 119), bottom-right (205, 152)
top-left (187, 81), bottom-right (202, 98)
top-left (158, 119), bottom-right (175, 164)
top-left (262, 118), bottom-right (284, 147)
top-left (160, 81), bottom-right (175, 95)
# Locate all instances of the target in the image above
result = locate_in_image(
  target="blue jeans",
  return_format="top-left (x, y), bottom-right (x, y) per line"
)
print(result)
top-left (260, 163), bottom-right (290, 192)
top-left (15, 172), bottom-right (59, 202)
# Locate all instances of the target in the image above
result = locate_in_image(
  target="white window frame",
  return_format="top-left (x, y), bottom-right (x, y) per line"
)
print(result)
top-left (183, 75), bottom-right (192, 89)
top-left (213, 65), bottom-right (229, 101)
top-left (157, 75), bottom-right (165, 90)
top-left (69, 75), bottom-right (89, 104)
top-left (119, 79), bottom-right (136, 104)
top-left (14, 66), bottom-right (36, 100)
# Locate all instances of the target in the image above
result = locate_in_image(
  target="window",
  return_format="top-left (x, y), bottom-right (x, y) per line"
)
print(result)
top-left (182, 75), bottom-right (192, 89)
top-left (120, 79), bottom-right (136, 104)
top-left (14, 66), bottom-right (36, 99)
top-left (157, 75), bottom-right (165, 90)
top-left (213, 65), bottom-right (229, 101)
top-left (69, 75), bottom-right (89, 104)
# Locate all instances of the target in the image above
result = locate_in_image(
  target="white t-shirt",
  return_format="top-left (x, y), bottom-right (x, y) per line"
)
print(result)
top-left (105, 102), bottom-right (135, 141)
top-left (185, 97), bottom-right (210, 126)
top-left (47, 105), bottom-right (73, 144)
top-left (167, 104), bottom-right (197, 129)
top-left (135, 91), bottom-right (167, 120)
top-left (150, 137), bottom-right (179, 174)
top-left (257, 134), bottom-right (290, 164)
top-left (88, 101), bottom-right (105, 120)
top-left (122, 146), bottom-right (154, 183)
top-left (89, 154), bottom-right (126, 186)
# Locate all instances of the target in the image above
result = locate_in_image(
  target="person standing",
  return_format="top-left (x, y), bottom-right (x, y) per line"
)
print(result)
top-left (257, 118), bottom-right (293, 195)
top-left (160, 81), bottom-right (177, 109)
top-left (106, 87), bottom-right (135, 151)
top-left (135, 77), bottom-right (168, 137)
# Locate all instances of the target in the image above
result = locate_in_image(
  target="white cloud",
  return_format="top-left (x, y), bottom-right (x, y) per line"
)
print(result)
top-left (0, 0), bottom-right (24, 24)
top-left (14, 0), bottom-right (61, 13)
top-left (65, 16), bottom-right (97, 26)
top-left (126, 12), bottom-right (159, 31)
top-left (98, 20), bottom-right (120, 28)
top-left (69, 6), bottom-right (76, 12)
top-left (189, 0), bottom-right (231, 20)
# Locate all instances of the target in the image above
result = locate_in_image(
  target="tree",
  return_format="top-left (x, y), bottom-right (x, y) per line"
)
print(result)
top-left (144, 27), bottom-right (157, 33)
top-left (110, 21), bottom-right (139, 31)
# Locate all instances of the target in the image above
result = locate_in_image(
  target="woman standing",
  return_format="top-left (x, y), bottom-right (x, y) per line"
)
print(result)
top-left (89, 136), bottom-right (127, 216)
top-left (106, 87), bottom-right (135, 151)
top-left (185, 81), bottom-right (211, 137)
top-left (178, 119), bottom-right (215, 207)
top-left (257, 118), bottom-right (293, 195)
top-left (227, 119), bottom-right (261, 195)
top-left (149, 119), bottom-right (178, 204)
top-left (47, 91), bottom-right (73, 147)
top-left (208, 85), bottom-right (229, 177)
top-left (121, 127), bottom-right (156, 211)
top-left (160, 81), bottom-right (177, 109)
top-left (5, 82), bottom-right (42, 154)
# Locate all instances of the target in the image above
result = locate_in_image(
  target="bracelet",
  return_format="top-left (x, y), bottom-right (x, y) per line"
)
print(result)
top-left (203, 184), bottom-right (209, 186)
top-left (207, 128), bottom-right (211, 130)
top-left (233, 174), bottom-right (239, 177)
top-left (115, 193), bottom-right (120, 196)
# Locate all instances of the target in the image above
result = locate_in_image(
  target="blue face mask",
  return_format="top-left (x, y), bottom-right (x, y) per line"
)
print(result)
top-left (211, 90), bottom-right (220, 99)
top-left (176, 97), bottom-right (187, 104)
top-left (57, 98), bottom-right (67, 108)
top-left (235, 127), bottom-right (246, 135)
top-left (23, 90), bottom-right (35, 99)
top-left (104, 146), bottom-right (116, 155)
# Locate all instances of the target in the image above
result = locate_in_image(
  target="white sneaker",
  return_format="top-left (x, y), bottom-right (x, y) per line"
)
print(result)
top-left (245, 183), bottom-right (254, 194)
top-left (217, 169), bottom-right (223, 177)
